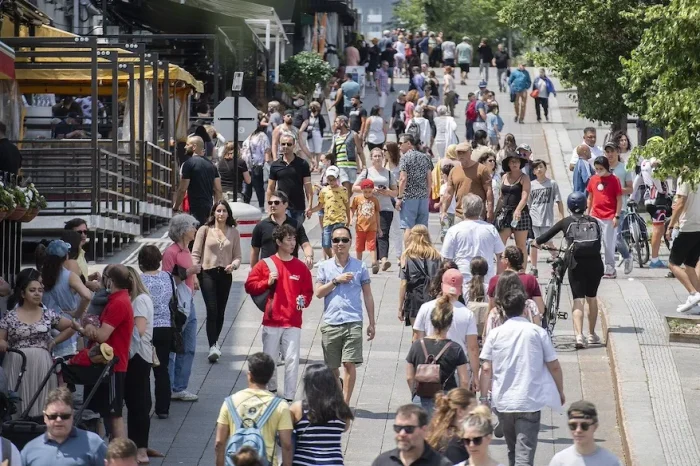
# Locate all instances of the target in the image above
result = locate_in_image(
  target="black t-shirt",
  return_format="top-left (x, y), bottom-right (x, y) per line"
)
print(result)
top-left (392, 101), bottom-right (406, 119)
top-left (181, 155), bottom-right (220, 207)
top-left (477, 44), bottom-right (493, 62)
top-left (217, 157), bottom-right (248, 193)
top-left (494, 51), bottom-right (510, 69)
top-left (406, 338), bottom-right (467, 392)
top-left (251, 215), bottom-right (310, 258)
top-left (0, 139), bottom-right (22, 175)
top-left (268, 155), bottom-right (311, 211)
top-left (535, 215), bottom-right (603, 259)
top-left (348, 107), bottom-right (367, 133)
top-left (380, 48), bottom-right (397, 67)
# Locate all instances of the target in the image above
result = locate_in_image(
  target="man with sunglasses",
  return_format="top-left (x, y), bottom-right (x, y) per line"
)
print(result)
top-left (316, 226), bottom-right (376, 405)
top-left (267, 133), bottom-right (313, 227)
top-left (251, 190), bottom-right (313, 269)
top-left (371, 405), bottom-right (452, 466)
top-left (549, 401), bottom-right (621, 466)
top-left (21, 387), bottom-right (107, 465)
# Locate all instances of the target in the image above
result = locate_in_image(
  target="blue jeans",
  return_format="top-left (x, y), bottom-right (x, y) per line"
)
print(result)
top-left (323, 222), bottom-right (345, 249)
top-left (399, 198), bottom-right (429, 229)
top-left (169, 297), bottom-right (197, 393)
top-left (287, 209), bottom-right (306, 228)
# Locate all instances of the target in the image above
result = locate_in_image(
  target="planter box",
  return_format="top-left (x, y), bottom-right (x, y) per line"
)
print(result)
top-left (666, 315), bottom-right (700, 344)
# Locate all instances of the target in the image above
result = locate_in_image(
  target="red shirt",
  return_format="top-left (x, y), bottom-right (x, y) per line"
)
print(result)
top-left (487, 272), bottom-right (542, 300)
top-left (162, 243), bottom-right (194, 291)
top-left (587, 174), bottom-right (621, 220)
top-left (101, 289), bottom-right (134, 372)
top-left (244, 255), bottom-right (314, 328)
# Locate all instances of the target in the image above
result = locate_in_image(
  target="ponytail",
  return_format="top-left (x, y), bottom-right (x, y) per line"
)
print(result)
top-left (468, 257), bottom-right (488, 303)
top-left (431, 295), bottom-right (454, 332)
top-left (462, 404), bottom-right (494, 436)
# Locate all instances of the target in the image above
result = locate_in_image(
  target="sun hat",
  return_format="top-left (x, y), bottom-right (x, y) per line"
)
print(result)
top-left (501, 152), bottom-right (528, 173)
top-left (441, 269), bottom-right (463, 296)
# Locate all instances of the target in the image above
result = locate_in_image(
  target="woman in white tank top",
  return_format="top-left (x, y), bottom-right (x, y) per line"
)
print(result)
top-left (362, 105), bottom-right (387, 151)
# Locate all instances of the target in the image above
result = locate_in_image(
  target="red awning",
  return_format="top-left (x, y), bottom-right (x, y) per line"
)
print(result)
top-left (0, 41), bottom-right (15, 80)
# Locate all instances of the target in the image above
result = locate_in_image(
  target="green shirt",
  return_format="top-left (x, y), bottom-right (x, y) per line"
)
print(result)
top-left (456, 42), bottom-right (473, 64)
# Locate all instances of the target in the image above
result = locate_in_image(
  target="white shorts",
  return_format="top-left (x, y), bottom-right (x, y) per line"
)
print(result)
top-left (378, 91), bottom-right (388, 109)
top-left (532, 225), bottom-right (551, 238)
top-left (339, 166), bottom-right (358, 185)
top-left (307, 129), bottom-right (324, 153)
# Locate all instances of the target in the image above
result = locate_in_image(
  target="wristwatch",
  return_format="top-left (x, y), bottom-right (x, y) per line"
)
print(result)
top-left (332, 278), bottom-right (339, 286)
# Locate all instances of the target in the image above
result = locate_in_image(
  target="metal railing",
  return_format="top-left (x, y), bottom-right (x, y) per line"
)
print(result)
top-left (144, 142), bottom-right (175, 212)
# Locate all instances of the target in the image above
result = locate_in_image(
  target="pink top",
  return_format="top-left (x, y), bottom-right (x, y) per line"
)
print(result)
top-left (162, 243), bottom-right (194, 291)
top-left (345, 46), bottom-right (360, 66)
top-left (191, 225), bottom-right (242, 270)
top-left (404, 101), bottom-right (415, 125)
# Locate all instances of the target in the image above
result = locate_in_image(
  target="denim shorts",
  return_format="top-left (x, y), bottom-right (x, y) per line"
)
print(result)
top-left (400, 198), bottom-right (429, 229)
top-left (322, 222), bottom-right (345, 248)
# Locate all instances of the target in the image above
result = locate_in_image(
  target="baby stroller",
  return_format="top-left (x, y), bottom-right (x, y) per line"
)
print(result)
top-left (0, 349), bottom-right (27, 422)
top-left (1, 356), bottom-right (118, 450)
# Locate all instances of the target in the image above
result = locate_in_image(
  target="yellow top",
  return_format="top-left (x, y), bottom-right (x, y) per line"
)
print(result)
top-left (319, 186), bottom-right (349, 227)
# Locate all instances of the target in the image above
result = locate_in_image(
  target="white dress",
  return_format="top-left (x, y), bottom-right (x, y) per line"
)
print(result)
top-left (433, 116), bottom-right (458, 159)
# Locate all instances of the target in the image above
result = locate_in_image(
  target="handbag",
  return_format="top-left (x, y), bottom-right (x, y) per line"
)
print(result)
top-left (530, 89), bottom-right (540, 98)
top-left (414, 340), bottom-right (452, 397)
top-left (168, 273), bottom-right (187, 354)
top-left (251, 257), bottom-right (278, 316)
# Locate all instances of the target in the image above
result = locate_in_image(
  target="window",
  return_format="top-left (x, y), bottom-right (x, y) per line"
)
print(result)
top-left (368, 7), bottom-right (381, 15)
top-left (369, 26), bottom-right (382, 33)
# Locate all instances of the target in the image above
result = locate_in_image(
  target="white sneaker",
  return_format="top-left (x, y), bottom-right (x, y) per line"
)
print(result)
top-left (677, 293), bottom-right (700, 313)
top-left (587, 333), bottom-right (601, 345)
top-left (208, 344), bottom-right (221, 362)
top-left (171, 390), bottom-right (199, 401)
top-left (575, 334), bottom-right (587, 349)
top-left (623, 257), bottom-right (634, 275)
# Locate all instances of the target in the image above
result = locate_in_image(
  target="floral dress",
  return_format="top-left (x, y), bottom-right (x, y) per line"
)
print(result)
top-left (0, 308), bottom-right (61, 417)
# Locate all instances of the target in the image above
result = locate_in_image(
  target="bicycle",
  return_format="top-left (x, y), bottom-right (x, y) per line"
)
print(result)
top-left (620, 201), bottom-right (650, 267)
top-left (534, 245), bottom-right (569, 336)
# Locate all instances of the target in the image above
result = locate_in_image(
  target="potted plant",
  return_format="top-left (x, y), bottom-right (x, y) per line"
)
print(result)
top-left (21, 183), bottom-right (45, 222)
top-left (0, 186), bottom-right (16, 222)
top-left (8, 186), bottom-right (30, 221)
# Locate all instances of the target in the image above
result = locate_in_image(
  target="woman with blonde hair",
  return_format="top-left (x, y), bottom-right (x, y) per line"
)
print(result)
top-left (125, 266), bottom-right (155, 463)
top-left (398, 225), bottom-right (442, 325)
top-left (432, 144), bottom-right (460, 205)
top-left (406, 295), bottom-right (469, 414)
top-left (427, 388), bottom-right (477, 463)
top-left (454, 405), bottom-right (504, 466)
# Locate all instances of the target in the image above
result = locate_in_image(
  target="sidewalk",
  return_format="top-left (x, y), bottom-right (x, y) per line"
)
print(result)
top-left (545, 74), bottom-right (700, 465)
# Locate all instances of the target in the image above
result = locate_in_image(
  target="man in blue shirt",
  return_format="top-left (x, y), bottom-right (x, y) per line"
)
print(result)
top-left (572, 144), bottom-right (594, 194)
top-left (340, 74), bottom-right (361, 117)
top-left (508, 64), bottom-right (532, 124)
top-left (315, 225), bottom-right (376, 405)
top-left (22, 387), bottom-right (107, 465)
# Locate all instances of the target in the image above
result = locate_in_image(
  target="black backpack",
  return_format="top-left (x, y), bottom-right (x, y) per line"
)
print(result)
top-left (565, 215), bottom-right (601, 257)
top-left (402, 258), bottom-right (440, 324)
top-left (405, 119), bottom-right (421, 145)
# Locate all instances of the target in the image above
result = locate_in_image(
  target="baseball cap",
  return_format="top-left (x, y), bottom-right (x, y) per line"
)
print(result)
top-left (360, 179), bottom-right (375, 189)
top-left (325, 166), bottom-right (340, 179)
top-left (516, 143), bottom-right (532, 152)
top-left (478, 80), bottom-right (487, 88)
top-left (455, 142), bottom-right (471, 153)
top-left (284, 109), bottom-right (295, 116)
top-left (441, 269), bottom-right (463, 296)
top-left (567, 401), bottom-right (598, 421)
top-left (47, 240), bottom-right (71, 257)
top-left (462, 36), bottom-right (469, 41)
top-left (604, 141), bottom-right (618, 150)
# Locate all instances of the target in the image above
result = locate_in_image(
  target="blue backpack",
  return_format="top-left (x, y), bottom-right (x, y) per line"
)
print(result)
top-left (224, 396), bottom-right (282, 466)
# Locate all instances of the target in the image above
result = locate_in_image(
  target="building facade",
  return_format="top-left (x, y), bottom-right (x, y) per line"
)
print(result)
top-left (354, 0), bottom-right (394, 41)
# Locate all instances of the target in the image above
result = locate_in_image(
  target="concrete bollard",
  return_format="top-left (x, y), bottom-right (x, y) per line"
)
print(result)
top-left (228, 201), bottom-right (263, 264)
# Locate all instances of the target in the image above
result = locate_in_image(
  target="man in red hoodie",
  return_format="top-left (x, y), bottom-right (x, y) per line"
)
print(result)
top-left (245, 224), bottom-right (314, 402)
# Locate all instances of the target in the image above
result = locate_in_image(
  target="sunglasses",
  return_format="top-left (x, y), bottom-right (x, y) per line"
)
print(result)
top-left (568, 421), bottom-right (593, 431)
top-left (76, 228), bottom-right (89, 236)
top-left (45, 412), bottom-right (72, 421)
top-left (332, 237), bottom-right (351, 244)
top-left (280, 142), bottom-right (294, 147)
top-left (393, 424), bottom-right (418, 434)
top-left (268, 200), bottom-right (282, 206)
top-left (462, 436), bottom-right (484, 446)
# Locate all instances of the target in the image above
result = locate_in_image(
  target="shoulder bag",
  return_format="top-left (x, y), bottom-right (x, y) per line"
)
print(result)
top-left (169, 272), bottom-right (187, 354)
top-left (414, 339), bottom-right (453, 397)
top-left (251, 257), bottom-right (278, 317)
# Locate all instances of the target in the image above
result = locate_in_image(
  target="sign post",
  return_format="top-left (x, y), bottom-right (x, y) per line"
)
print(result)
top-left (213, 72), bottom-right (258, 202)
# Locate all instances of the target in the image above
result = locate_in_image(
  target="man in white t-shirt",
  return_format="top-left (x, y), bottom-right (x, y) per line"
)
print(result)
top-left (548, 400), bottom-right (622, 466)
top-left (441, 194), bottom-right (504, 292)
top-left (480, 286), bottom-right (565, 466)
top-left (568, 127), bottom-right (603, 171)
top-left (666, 179), bottom-right (700, 312)
top-left (441, 38), bottom-right (457, 67)
top-left (412, 269), bottom-right (480, 391)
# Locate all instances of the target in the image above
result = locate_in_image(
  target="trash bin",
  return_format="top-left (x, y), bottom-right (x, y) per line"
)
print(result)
top-left (228, 201), bottom-right (263, 264)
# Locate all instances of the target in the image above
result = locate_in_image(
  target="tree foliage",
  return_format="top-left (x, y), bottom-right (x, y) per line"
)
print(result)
top-left (621, 2), bottom-right (700, 183)
top-left (279, 52), bottom-right (335, 98)
top-left (500, 0), bottom-right (658, 125)
top-left (394, 0), bottom-right (514, 51)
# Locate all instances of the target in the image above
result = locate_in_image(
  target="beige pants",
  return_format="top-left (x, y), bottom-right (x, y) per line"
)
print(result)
top-left (514, 90), bottom-right (528, 122)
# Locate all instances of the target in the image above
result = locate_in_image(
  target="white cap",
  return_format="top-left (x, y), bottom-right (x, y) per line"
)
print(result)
top-left (325, 166), bottom-right (340, 179)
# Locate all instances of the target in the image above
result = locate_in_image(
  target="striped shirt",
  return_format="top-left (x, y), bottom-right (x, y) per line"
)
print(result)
top-left (333, 132), bottom-right (355, 169)
top-left (293, 411), bottom-right (346, 465)
top-left (375, 68), bottom-right (390, 94)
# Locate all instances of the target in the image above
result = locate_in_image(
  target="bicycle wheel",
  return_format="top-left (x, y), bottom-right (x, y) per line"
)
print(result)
top-left (545, 280), bottom-right (559, 335)
top-left (629, 218), bottom-right (645, 267)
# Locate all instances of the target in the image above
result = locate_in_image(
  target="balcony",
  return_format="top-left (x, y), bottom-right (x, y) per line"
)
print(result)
top-left (366, 14), bottom-right (382, 23)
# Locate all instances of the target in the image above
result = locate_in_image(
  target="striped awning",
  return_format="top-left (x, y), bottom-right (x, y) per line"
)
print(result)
top-left (0, 41), bottom-right (14, 80)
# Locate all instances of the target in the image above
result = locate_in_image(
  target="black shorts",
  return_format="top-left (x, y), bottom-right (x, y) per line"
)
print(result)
top-left (444, 58), bottom-right (455, 66)
top-left (645, 202), bottom-right (672, 225)
top-left (669, 231), bottom-right (700, 267)
top-left (86, 371), bottom-right (126, 418)
top-left (367, 142), bottom-right (384, 151)
top-left (459, 63), bottom-right (470, 73)
top-left (568, 257), bottom-right (604, 299)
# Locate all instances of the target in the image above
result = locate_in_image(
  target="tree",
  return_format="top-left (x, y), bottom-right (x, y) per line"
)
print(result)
top-left (621, 1), bottom-right (700, 183)
top-left (279, 52), bottom-right (335, 98)
top-left (500, 0), bottom-right (660, 126)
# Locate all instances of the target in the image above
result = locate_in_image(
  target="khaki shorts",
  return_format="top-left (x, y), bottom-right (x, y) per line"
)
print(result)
top-left (321, 322), bottom-right (363, 368)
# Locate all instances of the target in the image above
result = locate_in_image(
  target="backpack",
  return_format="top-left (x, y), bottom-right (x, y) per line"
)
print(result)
top-left (251, 258), bottom-right (278, 315)
top-left (402, 258), bottom-right (440, 322)
top-left (565, 215), bottom-right (601, 256)
top-left (466, 100), bottom-right (478, 122)
top-left (414, 340), bottom-right (453, 397)
top-left (405, 119), bottom-right (421, 145)
top-left (224, 396), bottom-right (282, 466)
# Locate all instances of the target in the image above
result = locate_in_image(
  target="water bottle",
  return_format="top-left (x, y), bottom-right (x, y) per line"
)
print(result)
top-left (296, 295), bottom-right (305, 311)
top-left (511, 217), bottom-right (518, 228)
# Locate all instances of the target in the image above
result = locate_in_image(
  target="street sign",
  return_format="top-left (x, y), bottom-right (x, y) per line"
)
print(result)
top-left (213, 96), bottom-right (258, 142)
top-left (232, 72), bottom-right (244, 92)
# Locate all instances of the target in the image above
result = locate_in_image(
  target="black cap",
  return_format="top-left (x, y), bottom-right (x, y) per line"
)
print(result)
top-left (284, 110), bottom-right (295, 116)
top-left (604, 141), bottom-right (618, 150)
top-left (567, 400), bottom-right (598, 421)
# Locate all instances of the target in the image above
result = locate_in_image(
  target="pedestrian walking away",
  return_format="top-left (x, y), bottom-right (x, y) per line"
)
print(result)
top-left (245, 224), bottom-right (313, 402)
top-left (315, 225), bottom-right (376, 405)
top-left (192, 200), bottom-right (242, 362)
